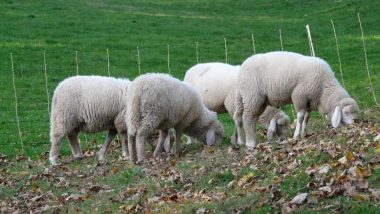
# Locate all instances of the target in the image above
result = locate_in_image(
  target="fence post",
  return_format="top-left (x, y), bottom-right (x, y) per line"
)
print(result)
top-left (43, 51), bottom-right (50, 117)
top-left (306, 24), bottom-right (315, 57)
top-left (167, 45), bottom-right (171, 75)
top-left (251, 34), bottom-right (256, 54)
top-left (76, 51), bottom-right (79, 75)
top-left (358, 13), bottom-right (377, 105)
top-left (106, 48), bottom-right (110, 76)
top-left (10, 53), bottom-right (24, 154)
top-left (279, 29), bottom-right (284, 51)
top-left (137, 46), bottom-right (141, 75)
top-left (196, 42), bottom-right (199, 64)
top-left (224, 38), bottom-right (228, 63)
top-left (330, 20), bottom-right (345, 88)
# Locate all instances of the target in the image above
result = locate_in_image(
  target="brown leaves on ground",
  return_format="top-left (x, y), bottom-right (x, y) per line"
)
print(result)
top-left (0, 119), bottom-right (379, 213)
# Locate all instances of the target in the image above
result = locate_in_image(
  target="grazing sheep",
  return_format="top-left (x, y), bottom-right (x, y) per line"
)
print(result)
top-left (49, 76), bottom-right (131, 165)
top-left (126, 73), bottom-right (224, 163)
top-left (234, 51), bottom-right (359, 148)
top-left (184, 62), bottom-right (290, 145)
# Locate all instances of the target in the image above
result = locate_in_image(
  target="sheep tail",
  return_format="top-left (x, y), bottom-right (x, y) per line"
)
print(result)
top-left (126, 93), bottom-right (141, 137)
top-left (233, 90), bottom-right (243, 121)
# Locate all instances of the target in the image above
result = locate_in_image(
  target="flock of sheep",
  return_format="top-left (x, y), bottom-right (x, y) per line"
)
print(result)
top-left (48, 51), bottom-right (359, 165)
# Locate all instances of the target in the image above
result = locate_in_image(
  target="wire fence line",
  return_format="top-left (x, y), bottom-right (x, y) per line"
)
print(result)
top-left (357, 13), bottom-right (378, 105)
top-left (2, 21), bottom-right (379, 156)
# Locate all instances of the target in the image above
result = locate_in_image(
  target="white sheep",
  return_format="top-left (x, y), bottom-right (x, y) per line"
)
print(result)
top-left (234, 51), bottom-right (359, 148)
top-left (183, 62), bottom-right (290, 144)
top-left (49, 75), bottom-right (131, 165)
top-left (126, 73), bottom-right (225, 163)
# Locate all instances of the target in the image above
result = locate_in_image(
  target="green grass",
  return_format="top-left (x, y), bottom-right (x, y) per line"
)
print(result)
top-left (0, 0), bottom-right (380, 213)
top-left (0, 0), bottom-right (379, 157)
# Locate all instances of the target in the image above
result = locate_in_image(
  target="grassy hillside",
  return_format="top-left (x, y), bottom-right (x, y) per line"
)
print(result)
top-left (0, 0), bottom-right (379, 212)
top-left (0, 0), bottom-right (379, 157)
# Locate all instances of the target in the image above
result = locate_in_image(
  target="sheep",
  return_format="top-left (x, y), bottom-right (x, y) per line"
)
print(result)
top-left (49, 75), bottom-right (131, 165)
top-left (126, 73), bottom-right (225, 163)
top-left (183, 62), bottom-right (290, 145)
top-left (234, 51), bottom-right (359, 148)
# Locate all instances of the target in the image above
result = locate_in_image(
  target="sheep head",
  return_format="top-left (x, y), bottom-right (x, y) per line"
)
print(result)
top-left (275, 112), bottom-right (290, 138)
top-left (267, 111), bottom-right (290, 140)
top-left (330, 97), bottom-right (359, 128)
top-left (205, 120), bottom-right (225, 146)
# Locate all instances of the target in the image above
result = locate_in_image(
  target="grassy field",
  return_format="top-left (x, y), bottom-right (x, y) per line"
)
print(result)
top-left (0, 0), bottom-right (379, 213)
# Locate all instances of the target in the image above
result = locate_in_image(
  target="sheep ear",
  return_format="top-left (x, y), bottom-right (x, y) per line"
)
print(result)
top-left (163, 135), bottom-right (171, 153)
top-left (206, 130), bottom-right (215, 146)
top-left (331, 106), bottom-right (342, 128)
top-left (267, 118), bottom-right (277, 140)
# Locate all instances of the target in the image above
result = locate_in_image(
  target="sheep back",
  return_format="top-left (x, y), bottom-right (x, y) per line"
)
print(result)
top-left (126, 73), bottom-right (204, 136)
top-left (184, 63), bottom-right (240, 113)
top-left (50, 76), bottom-right (130, 136)
top-left (239, 51), bottom-right (335, 109)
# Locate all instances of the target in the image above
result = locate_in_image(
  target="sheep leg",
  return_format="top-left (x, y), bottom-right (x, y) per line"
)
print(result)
top-left (49, 134), bottom-right (64, 165)
top-left (153, 130), bottom-right (169, 157)
top-left (67, 131), bottom-right (83, 159)
top-left (186, 136), bottom-right (194, 145)
top-left (174, 130), bottom-right (184, 154)
top-left (164, 129), bottom-right (174, 153)
top-left (136, 127), bottom-right (155, 163)
top-left (233, 91), bottom-right (245, 145)
top-left (97, 129), bottom-right (117, 162)
top-left (293, 110), bottom-right (306, 139)
top-left (301, 111), bottom-right (310, 138)
top-left (230, 126), bottom-right (238, 145)
top-left (242, 110), bottom-right (258, 149)
top-left (233, 109), bottom-right (245, 145)
top-left (120, 132), bottom-right (129, 159)
top-left (127, 134), bottom-right (137, 163)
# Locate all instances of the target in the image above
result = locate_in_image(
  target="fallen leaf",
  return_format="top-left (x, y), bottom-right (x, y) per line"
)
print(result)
top-left (369, 189), bottom-right (380, 202)
top-left (356, 167), bottom-right (371, 177)
top-left (65, 193), bottom-right (83, 202)
top-left (273, 176), bottom-right (281, 184)
top-left (227, 180), bottom-right (236, 189)
top-left (282, 202), bottom-right (296, 214)
top-left (89, 185), bottom-right (104, 193)
top-left (170, 158), bottom-right (177, 166)
top-left (238, 172), bottom-right (254, 187)
top-left (305, 165), bottom-right (318, 175)
top-left (111, 167), bottom-right (120, 174)
top-left (290, 193), bottom-right (308, 204)
top-left (30, 195), bottom-right (44, 203)
top-left (374, 134), bottom-right (380, 142)
top-left (353, 194), bottom-right (366, 201)
top-left (19, 171), bottom-right (29, 176)
top-left (147, 196), bottom-right (160, 204)
top-left (196, 208), bottom-right (208, 214)
top-left (318, 186), bottom-right (332, 193)
top-left (345, 150), bottom-right (354, 161)
top-left (375, 144), bottom-right (380, 154)
top-left (338, 156), bottom-right (347, 164)
top-left (318, 164), bottom-right (330, 174)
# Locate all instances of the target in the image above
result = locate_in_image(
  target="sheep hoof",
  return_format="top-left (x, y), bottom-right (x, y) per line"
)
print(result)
top-left (136, 159), bottom-right (148, 166)
top-left (98, 155), bottom-right (106, 163)
top-left (122, 151), bottom-right (129, 158)
top-left (230, 136), bottom-right (237, 145)
top-left (301, 132), bottom-right (307, 138)
top-left (73, 154), bottom-right (84, 160)
top-left (49, 156), bottom-right (60, 166)
top-left (237, 138), bottom-right (245, 145)
top-left (246, 141), bottom-right (256, 150)
top-left (153, 151), bottom-right (161, 158)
